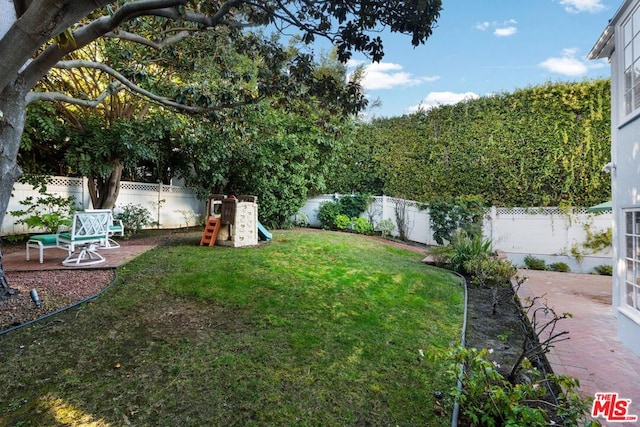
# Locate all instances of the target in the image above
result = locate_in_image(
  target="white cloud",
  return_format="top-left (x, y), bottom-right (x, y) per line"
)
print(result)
top-left (494, 26), bottom-right (517, 37)
top-left (559, 0), bottom-right (606, 13)
top-left (408, 91), bottom-right (480, 113)
top-left (475, 19), bottom-right (518, 37)
top-left (539, 48), bottom-right (598, 76)
top-left (350, 61), bottom-right (439, 91)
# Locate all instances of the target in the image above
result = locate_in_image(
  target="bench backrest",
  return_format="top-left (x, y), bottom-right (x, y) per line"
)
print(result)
top-left (68, 211), bottom-right (111, 241)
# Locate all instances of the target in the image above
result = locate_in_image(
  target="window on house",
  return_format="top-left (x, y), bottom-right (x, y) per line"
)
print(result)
top-left (624, 210), bottom-right (640, 315)
top-left (622, 6), bottom-right (640, 116)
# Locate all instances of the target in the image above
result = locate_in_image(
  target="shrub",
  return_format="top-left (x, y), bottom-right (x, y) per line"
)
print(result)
top-left (450, 232), bottom-right (493, 274)
top-left (351, 217), bottom-right (372, 234)
top-left (317, 200), bottom-right (341, 230)
top-left (549, 262), bottom-right (571, 272)
top-left (114, 204), bottom-right (152, 238)
top-left (594, 264), bottom-right (613, 276)
top-left (10, 193), bottom-right (77, 233)
top-left (524, 255), bottom-right (547, 270)
top-left (428, 196), bottom-right (487, 244)
top-left (338, 194), bottom-right (370, 218)
top-left (465, 255), bottom-right (516, 288)
top-left (317, 194), bottom-right (371, 230)
top-left (293, 211), bottom-right (309, 227)
top-left (441, 346), bottom-right (598, 427)
top-left (334, 214), bottom-right (351, 231)
top-left (376, 218), bottom-right (395, 237)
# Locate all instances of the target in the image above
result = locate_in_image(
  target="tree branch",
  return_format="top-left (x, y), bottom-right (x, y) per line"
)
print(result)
top-left (34, 60), bottom-right (262, 113)
top-left (26, 82), bottom-right (125, 107)
top-left (104, 29), bottom-right (193, 50)
top-left (0, 0), bottom-right (111, 94)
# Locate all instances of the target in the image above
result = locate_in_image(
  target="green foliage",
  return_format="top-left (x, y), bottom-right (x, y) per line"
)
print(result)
top-left (316, 194), bottom-right (371, 230)
top-left (338, 193), bottom-right (370, 218)
top-left (594, 264), bottom-right (613, 276)
top-left (114, 204), bottom-right (152, 238)
top-left (342, 80), bottom-right (611, 207)
top-left (293, 211), bottom-right (309, 227)
top-left (317, 200), bottom-right (342, 230)
top-left (441, 346), bottom-right (597, 427)
top-left (428, 196), bottom-right (486, 244)
top-left (524, 255), bottom-right (547, 270)
top-left (583, 226), bottom-right (612, 252)
top-left (449, 232), bottom-right (493, 274)
top-left (10, 190), bottom-right (77, 233)
top-left (465, 255), bottom-right (516, 288)
top-left (351, 216), bottom-right (372, 234)
top-left (376, 218), bottom-right (395, 237)
top-left (334, 214), bottom-right (351, 230)
top-left (549, 262), bottom-right (571, 272)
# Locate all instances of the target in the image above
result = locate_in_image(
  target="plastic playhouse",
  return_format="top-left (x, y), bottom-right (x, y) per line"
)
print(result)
top-left (200, 194), bottom-right (271, 248)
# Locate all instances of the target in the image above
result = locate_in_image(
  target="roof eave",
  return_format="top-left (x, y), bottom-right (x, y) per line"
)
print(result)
top-left (589, 25), bottom-right (614, 60)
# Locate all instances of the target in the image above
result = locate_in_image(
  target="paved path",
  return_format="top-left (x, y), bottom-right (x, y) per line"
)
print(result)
top-left (2, 242), bottom-right (156, 271)
top-left (517, 270), bottom-right (640, 426)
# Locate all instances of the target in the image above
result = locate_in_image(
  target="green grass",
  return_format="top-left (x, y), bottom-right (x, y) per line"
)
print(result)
top-left (0, 230), bottom-right (463, 426)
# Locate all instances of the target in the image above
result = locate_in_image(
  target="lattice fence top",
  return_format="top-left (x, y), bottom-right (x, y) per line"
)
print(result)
top-left (120, 182), bottom-right (161, 192)
top-left (48, 177), bottom-right (83, 187)
top-left (495, 207), bottom-right (590, 216)
top-left (161, 186), bottom-right (193, 194)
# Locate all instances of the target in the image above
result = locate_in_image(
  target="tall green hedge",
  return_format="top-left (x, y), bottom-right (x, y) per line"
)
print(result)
top-left (337, 79), bottom-right (611, 207)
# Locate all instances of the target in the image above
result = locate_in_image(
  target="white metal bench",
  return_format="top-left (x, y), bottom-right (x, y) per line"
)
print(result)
top-left (56, 210), bottom-right (111, 266)
top-left (85, 209), bottom-right (125, 248)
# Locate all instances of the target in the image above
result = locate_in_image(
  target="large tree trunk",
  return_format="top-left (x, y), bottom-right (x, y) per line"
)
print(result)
top-left (87, 160), bottom-right (123, 209)
top-left (0, 83), bottom-right (28, 301)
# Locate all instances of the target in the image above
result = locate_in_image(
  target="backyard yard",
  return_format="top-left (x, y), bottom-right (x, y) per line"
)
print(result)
top-left (0, 230), bottom-right (464, 426)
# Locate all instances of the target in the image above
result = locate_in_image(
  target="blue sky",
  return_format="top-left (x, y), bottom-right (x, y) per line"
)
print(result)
top-left (338, 0), bottom-right (618, 118)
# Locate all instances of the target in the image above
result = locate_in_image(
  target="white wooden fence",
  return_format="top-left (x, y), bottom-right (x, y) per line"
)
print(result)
top-left (299, 195), bottom-right (613, 273)
top-left (3, 183), bottom-right (614, 273)
top-left (2, 176), bottom-right (205, 235)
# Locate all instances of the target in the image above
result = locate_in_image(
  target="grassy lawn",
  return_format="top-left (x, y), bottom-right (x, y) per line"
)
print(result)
top-left (0, 230), bottom-right (463, 426)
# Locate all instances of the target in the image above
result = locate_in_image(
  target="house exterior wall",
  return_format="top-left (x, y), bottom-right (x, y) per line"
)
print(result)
top-left (592, 0), bottom-right (640, 356)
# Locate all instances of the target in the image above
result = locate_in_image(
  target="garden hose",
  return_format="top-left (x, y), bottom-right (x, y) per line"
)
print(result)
top-left (451, 271), bottom-right (468, 427)
top-left (0, 268), bottom-right (119, 337)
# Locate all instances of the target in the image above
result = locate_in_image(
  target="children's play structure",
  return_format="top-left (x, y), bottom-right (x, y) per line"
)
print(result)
top-left (200, 194), bottom-right (271, 248)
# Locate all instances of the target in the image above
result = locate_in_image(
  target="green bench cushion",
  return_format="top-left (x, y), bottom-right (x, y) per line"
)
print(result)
top-left (28, 234), bottom-right (58, 245)
top-left (57, 232), bottom-right (104, 242)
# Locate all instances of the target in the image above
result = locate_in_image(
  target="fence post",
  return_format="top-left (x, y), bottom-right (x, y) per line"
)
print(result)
top-left (81, 176), bottom-right (90, 209)
top-left (381, 195), bottom-right (388, 222)
top-left (157, 181), bottom-right (163, 228)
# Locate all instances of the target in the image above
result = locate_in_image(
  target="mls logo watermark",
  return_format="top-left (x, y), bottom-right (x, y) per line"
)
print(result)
top-left (591, 392), bottom-right (638, 423)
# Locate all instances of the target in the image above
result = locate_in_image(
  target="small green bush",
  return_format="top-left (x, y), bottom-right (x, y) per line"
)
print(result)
top-left (376, 218), bottom-right (395, 237)
top-left (334, 214), bottom-right (351, 231)
top-left (115, 203), bottom-right (152, 238)
top-left (338, 194), bottom-right (370, 218)
top-left (317, 200), bottom-right (341, 230)
top-left (450, 232), bottom-right (493, 274)
top-left (293, 212), bottom-right (309, 227)
top-left (441, 345), bottom-right (598, 427)
top-left (465, 255), bottom-right (516, 287)
top-left (317, 195), bottom-right (371, 230)
top-left (351, 217), bottom-right (372, 234)
top-left (594, 264), bottom-right (613, 276)
top-left (524, 255), bottom-right (547, 270)
top-left (549, 262), bottom-right (571, 273)
top-left (10, 193), bottom-right (77, 233)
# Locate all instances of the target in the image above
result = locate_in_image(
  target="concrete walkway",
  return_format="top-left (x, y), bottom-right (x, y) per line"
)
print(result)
top-left (517, 270), bottom-right (640, 426)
